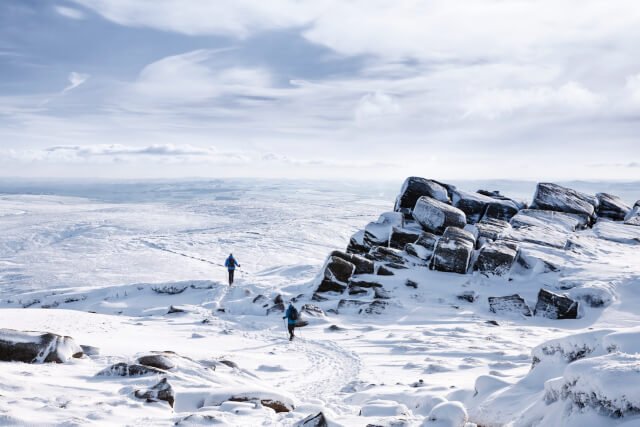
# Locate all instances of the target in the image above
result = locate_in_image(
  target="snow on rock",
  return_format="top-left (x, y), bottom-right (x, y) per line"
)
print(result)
top-left (366, 245), bottom-right (406, 264)
top-left (593, 220), bottom-right (640, 245)
top-left (406, 231), bottom-right (439, 260)
top-left (451, 189), bottom-right (496, 224)
top-left (297, 411), bottom-right (330, 426)
top-left (413, 196), bottom-right (467, 234)
top-left (513, 244), bottom-right (565, 273)
top-left (330, 250), bottom-right (374, 275)
top-left (533, 289), bottom-right (579, 319)
top-left (0, 328), bottom-right (83, 363)
top-left (488, 295), bottom-right (531, 317)
top-left (596, 193), bottom-right (632, 221)
top-left (510, 209), bottom-right (586, 232)
top-left (316, 256), bottom-right (355, 293)
top-left (346, 229), bottom-right (368, 254)
top-left (500, 224), bottom-right (568, 249)
top-left (472, 242), bottom-right (517, 276)
top-left (474, 217), bottom-right (511, 248)
top-left (97, 362), bottom-right (166, 376)
top-left (431, 227), bottom-right (475, 274)
top-left (395, 177), bottom-right (450, 216)
top-left (423, 401), bottom-right (468, 427)
top-left (531, 329), bottom-right (613, 366)
top-left (544, 353), bottom-right (640, 417)
top-left (530, 182), bottom-right (596, 222)
top-left (389, 226), bottom-right (421, 249)
top-left (624, 200), bottom-right (640, 225)
top-left (134, 377), bottom-right (175, 408)
top-left (359, 399), bottom-right (410, 417)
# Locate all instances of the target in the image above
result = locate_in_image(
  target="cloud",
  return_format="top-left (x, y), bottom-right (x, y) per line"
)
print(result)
top-left (355, 91), bottom-right (400, 124)
top-left (55, 6), bottom-right (85, 20)
top-left (62, 72), bottom-right (90, 93)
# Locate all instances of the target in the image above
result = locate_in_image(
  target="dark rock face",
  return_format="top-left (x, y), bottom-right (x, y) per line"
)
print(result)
top-left (415, 232), bottom-right (439, 251)
top-left (451, 189), bottom-right (496, 224)
top-left (97, 362), bottom-right (165, 376)
top-left (267, 303), bottom-right (285, 314)
top-left (301, 304), bottom-right (325, 317)
top-left (413, 196), bottom-right (466, 234)
top-left (316, 279), bottom-right (346, 293)
top-left (137, 354), bottom-right (176, 371)
top-left (337, 299), bottom-right (369, 310)
top-left (298, 412), bottom-right (329, 427)
top-left (534, 289), bottom-right (579, 319)
top-left (405, 231), bottom-right (439, 260)
top-left (348, 278), bottom-right (383, 288)
top-left (219, 360), bottom-right (239, 369)
top-left (405, 279), bottom-right (418, 288)
top-left (325, 256), bottom-right (355, 283)
top-left (457, 291), bottom-right (477, 303)
top-left (389, 227), bottom-right (421, 249)
top-left (376, 265), bottom-right (394, 276)
top-left (394, 177), bottom-right (450, 216)
top-left (488, 295), bottom-right (532, 317)
top-left (473, 242), bottom-right (517, 276)
top-left (531, 182), bottom-right (596, 220)
top-left (374, 288), bottom-right (390, 299)
top-left (366, 246), bottom-right (405, 264)
top-left (348, 286), bottom-right (368, 295)
top-left (361, 300), bottom-right (388, 314)
top-left (475, 218), bottom-right (511, 248)
top-left (0, 329), bottom-right (83, 363)
top-left (596, 193), bottom-right (631, 221)
top-left (167, 305), bottom-right (186, 314)
top-left (274, 294), bottom-right (284, 305)
top-left (484, 199), bottom-right (520, 222)
top-left (430, 227), bottom-right (475, 274)
top-left (312, 293), bottom-right (328, 302)
top-left (346, 230), bottom-right (369, 254)
top-left (252, 295), bottom-right (269, 304)
top-left (80, 345), bottom-right (100, 356)
top-left (330, 251), bottom-right (374, 274)
top-left (362, 212), bottom-right (403, 247)
top-left (135, 378), bottom-right (175, 408)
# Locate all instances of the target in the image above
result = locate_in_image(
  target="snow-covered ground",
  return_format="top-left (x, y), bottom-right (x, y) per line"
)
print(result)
top-left (0, 179), bottom-right (639, 426)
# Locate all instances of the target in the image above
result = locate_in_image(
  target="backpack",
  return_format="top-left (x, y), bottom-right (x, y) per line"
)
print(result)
top-left (289, 307), bottom-right (298, 321)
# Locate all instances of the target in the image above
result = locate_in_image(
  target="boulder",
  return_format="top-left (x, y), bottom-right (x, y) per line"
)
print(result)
top-left (312, 293), bottom-right (328, 302)
top-left (534, 289), bottom-right (579, 319)
top-left (389, 227), bottom-right (421, 249)
top-left (366, 246), bottom-right (405, 264)
top-left (348, 278), bottom-right (383, 288)
top-left (405, 231), bottom-right (438, 260)
top-left (430, 227), bottom-right (475, 274)
top-left (97, 362), bottom-right (165, 376)
top-left (596, 193), bottom-right (631, 221)
top-left (473, 242), bottom-right (517, 276)
top-left (0, 329), bottom-right (83, 363)
top-left (273, 294), bottom-right (284, 305)
top-left (483, 199), bottom-right (521, 222)
top-left (624, 201), bottom-right (640, 226)
top-left (267, 303), bottom-right (285, 314)
top-left (488, 295), bottom-right (532, 317)
top-left (478, 189), bottom-right (527, 209)
top-left (500, 225), bottom-right (568, 249)
top-left (514, 245), bottom-right (563, 272)
top-left (457, 291), bottom-right (478, 303)
top-left (475, 218), bottom-right (511, 247)
top-left (363, 212), bottom-right (404, 247)
top-left (510, 209), bottom-right (586, 232)
top-left (252, 295), bottom-right (269, 304)
top-left (348, 286), bottom-right (368, 295)
top-left (80, 345), bottom-right (100, 356)
top-left (361, 300), bottom-right (388, 314)
top-left (405, 279), bottom-right (418, 288)
top-left (394, 177), bottom-right (450, 216)
top-left (297, 412), bottom-right (328, 427)
top-left (134, 377), bottom-right (175, 408)
top-left (324, 256), bottom-right (355, 283)
top-left (330, 250), bottom-right (374, 274)
top-left (346, 230), bottom-right (368, 254)
top-left (530, 182), bottom-right (596, 221)
top-left (301, 304), bottom-right (325, 317)
top-left (337, 299), bottom-right (369, 311)
top-left (376, 265), bottom-right (394, 276)
top-left (374, 288), bottom-right (390, 299)
top-left (137, 354), bottom-right (176, 371)
top-left (451, 189), bottom-right (496, 224)
top-left (413, 196), bottom-right (467, 234)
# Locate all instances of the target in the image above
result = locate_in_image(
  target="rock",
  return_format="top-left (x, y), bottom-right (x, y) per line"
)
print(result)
top-left (267, 303), bottom-right (285, 314)
top-left (534, 289), bottom-right (579, 319)
top-left (425, 401), bottom-right (468, 426)
top-left (348, 278), bottom-right (383, 288)
top-left (327, 325), bottom-right (343, 331)
top-left (219, 360), bottom-right (238, 369)
top-left (430, 227), bottom-right (475, 274)
top-left (500, 225), bottom-right (568, 249)
top-left (451, 189), bottom-right (497, 224)
top-left (301, 304), bottom-right (325, 317)
top-left (273, 294), bottom-right (284, 305)
top-left (337, 299), bottom-right (368, 310)
top-left (478, 189), bottom-right (527, 209)
top-left (312, 293), bottom-right (328, 302)
top-left (514, 245), bottom-right (563, 272)
top-left (330, 250), bottom-right (374, 274)
top-left (366, 246), bottom-right (405, 264)
top-left (475, 217), bottom-right (511, 247)
top-left (624, 201), bottom-right (640, 225)
top-left (405, 279), bottom-right (418, 288)
top-left (413, 196), bottom-right (467, 234)
top-left (97, 362), bottom-right (165, 376)
top-left (394, 177), bottom-right (450, 216)
top-left (457, 291), bottom-right (477, 303)
top-left (134, 377), bottom-right (175, 408)
top-left (348, 286), bottom-right (368, 295)
top-left (485, 320), bottom-right (499, 326)
top-left (324, 256), bottom-right (355, 283)
top-left (473, 242), bottom-right (517, 276)
top-left (346, 230), bottom-right (369, 254)
top-left (167, 305), bottom-right (186, 314)
top-left (252, 295), bottom-right (268, 304)
top-left (316, 279), bottom-right (346, 293)
top-left (374, 288), bottom-right (390, 299)
top-left (137, 354), bottom-right (176, 370)
top-left (0, 329), bottom-right (83, 363)
top-left (80, 345), bottom-right (100, 356)
top-left (297, 411), bottom-right (329, 427)
top-left (259, 399), bottom-right (292, 413)
top-left (376, 265), bottom-right (394, 276)
top-left (406, 231), bottom-right (439, 259)
top-left (363, 212), bottom-right (404, 247)
top-left (361, 300), bottom-right (388, 314)
top-left (385, 262), bottom-right (408, 269)
top-left (510, 209), bottom-right (586, 232)
top-left (596, 193), bottom-right (631, 220)
top-left (488, 295), bottom-right (531, 317)
top-left (151, 284), bottom-right (188, 294)
top-left (530, 182), bottom-right (596, 221)
top-left (389, 227), bottom-right (421, 249)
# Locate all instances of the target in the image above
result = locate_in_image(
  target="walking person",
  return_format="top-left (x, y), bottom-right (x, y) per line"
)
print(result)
top-left (282, 302), bottom-right (299, 341)
top-left (224, 253), bottom-right (240, 285)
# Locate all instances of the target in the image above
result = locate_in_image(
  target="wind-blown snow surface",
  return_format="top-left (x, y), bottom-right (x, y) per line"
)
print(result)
top-left (0, 179), bottom-right (639, 426)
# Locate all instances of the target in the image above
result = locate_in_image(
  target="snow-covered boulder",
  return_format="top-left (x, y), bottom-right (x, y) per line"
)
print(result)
top-left (97, 362), bottom-right (165, 376)
top-left (474, 218), bottom-right (511, 248)
top-left (473, 242), bottom-right (517, 276)
top-left (406, 231), bottom-right (439, 260)
top-left (330, 250), bottom-right (374, 275)
top-left (297, 412), bottom-right (329, 426)
top-left (531, 329), bottom-right (611, 366)
top-left (137, 352), bottom-right (176, 370)
top-left (360, 399), bottom-right (410, 417)
top-left (593, 220), bottom-right (640, 245)
top-left (361, 300), bottom-right (388, 314)
top-left (488, 295), bottom-right (531, 317)
top-left (389, 226), bottom-right (421, 249)
top-left (316, 256), bottom-right (355, 293)
top-left (362, 212), bottom-right (404, 247)
top-left (514, 245), bottom-right (564, 273)
top-left (0, 329), bottom-right (83, 363)
top-left (450, 189), bottom-right (494, 224)
top-left (533, 289), bottom-right (578, 319)
top-left (624, 200), bottom-right (640, 225)
top-left (530, 182), bottom-right (596, 221)
top-left (423, 401), bottom-right (468, 427)
top-left (346, 230), bottom-right (368, 254)
top-left (500, 225), bottom-right (568, 249)
top-left (596, 193), bottom-right (631, 221)
top-left (483, 199), bottom-right (520, 222)
top-left (413, 196), bottom-right (467, 234)
top-left (366, 246), bottom-right (406, 264)
top-left (135, 378), bottom-right (175, 408)
top-left (431, 227), bottom-right (475, 274)
top-left (510, 209), bottom-right (586, 232)
top-left (544, 353), bottom-right (640, 417)
top-left (395, 177), bottom-right (450, 216)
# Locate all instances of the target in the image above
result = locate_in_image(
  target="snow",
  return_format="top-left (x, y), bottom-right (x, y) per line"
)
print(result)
top-left (1, 179), bottom-right (640, 426)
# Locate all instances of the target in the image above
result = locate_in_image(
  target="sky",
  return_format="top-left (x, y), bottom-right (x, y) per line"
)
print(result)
top-left (1, 0), bottom-right (640, 181)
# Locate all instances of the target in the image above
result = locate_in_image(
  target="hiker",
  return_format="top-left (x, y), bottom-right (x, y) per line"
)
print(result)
top-left (283, 302), bottom-right (298, 341)
top-left (224, 253), bottom-right (240, 285)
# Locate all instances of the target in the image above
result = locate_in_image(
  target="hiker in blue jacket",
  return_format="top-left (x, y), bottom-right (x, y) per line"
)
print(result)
top-left (224, 253), bottom-right (240, 285)
top-left (283, 302), bottom-right (298, 341)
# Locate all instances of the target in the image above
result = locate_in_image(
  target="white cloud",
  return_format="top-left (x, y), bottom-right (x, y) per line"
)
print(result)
top-left (355, 91), bottom-right (400, 124)
top-left (55, 6), bottom-right (85, 20)
top-left (626, 73), bottom-right (640, 104)
top-left (62, 72), bottom-right (90, 93)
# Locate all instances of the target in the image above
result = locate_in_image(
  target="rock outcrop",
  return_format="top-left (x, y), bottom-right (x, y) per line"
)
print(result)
top-left (473, 242), bottom-right (517, 275)
top-left (0, 329), bottom-right (83, 363)
top-left (394, 177), bottom-right (450, 216)
top-left (488, 295), bottom-right (532, 317)
top-left (531, 182), bottom-right (596, 222)
top-left (388, 226), bottom-right (421, 249)
top-left (330, 251), bottom-right (374, 274)
top-left (413, 196), bottom-right (467, 234)
top-left (596, 193), bottom-right (631, 221)
top-left (534, 289), bottom-right (579, 319)
top-left (134, 378), bottom-right (175, 408)
top-left (316, 256), bottom-right (355, 293)
top-left (431, 227), bottom-right (475, 274)
top-left (97, 362), bottom-right (165, 376)
top-left (624, 200), bottom-right (640, 226)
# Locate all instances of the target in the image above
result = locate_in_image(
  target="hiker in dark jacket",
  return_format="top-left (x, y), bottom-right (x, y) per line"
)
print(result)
top-left (283, 303), bottom-right (298, 341)
top-left (224, 253), bottom-right (240, 285)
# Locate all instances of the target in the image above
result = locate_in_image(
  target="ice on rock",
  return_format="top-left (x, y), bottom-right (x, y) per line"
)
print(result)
top-left (413, 196), bottom-right (466, 234)
top-left (596, 192), bottom-right (632, 221)
top-left (472, 242), bottom-right (517, 276)
top-left (510, 209), bottom-right (586, 232)
top-left (431, 227), bottom-right (475, 274)
top-left (533, 288), bottom-right (578, 320)
top-left (531, 182), bottom-right (596, 221)
top-left (395, 177), bottom-right (450, 216)
top-left (389, 226), bottom-right (421, 249)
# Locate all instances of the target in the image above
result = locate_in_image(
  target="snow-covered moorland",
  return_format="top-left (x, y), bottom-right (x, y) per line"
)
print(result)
top-left (1, 178), bottom-right (639, 426)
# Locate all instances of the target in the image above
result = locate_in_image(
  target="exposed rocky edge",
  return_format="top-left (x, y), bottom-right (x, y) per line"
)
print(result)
top-left (252, 294), bottom-right (269, 305)
top-left (473, 242), bottom-right (517, 276)
top-left (134, 377), bottom-right (175, 408)
top-left (346, 230), bottom-right (368, 254)
top-left (488, 295), bottom-right (531, 317)
top-left (227, 396), bottom-right (293, 413)
top-left (301, 304), bottom-right (325, 317)
top-left (389, 226), bottom-right (421, 249)
top-left (500, 225), bottom-right (568, 249)
top-left (316, 256), bottom-right (355, 293)
top-left (451, 188), bottom-right (521, 224)
top-left (297, 411), bottom-right (329, 426)
top-left (413, 196), bottom-right (467, 234)
top-left (97, 362), bottom-right (166, 376)
top-left (330, 250), bottom-right (374, 274)
top-left (137, 353), bottom-right (177, 370)
top-left (596, 193), bottom-right (631, 221)
top-left (510, 209), bottom-right (586, 232)
top-left (593, 221), bottom-right (640, 245)
top-left (361, 300), bottom-right (388, 314)
top-left (431, 227), bottom-right (475, 274)
top-left (533, 289), bottom-right (578, 319)
top-left (366, 246), bottom-right (406, 264)
top-left (363, 212), bottom-right (404, 248)
top-left (530, 182), bottom-right (596, 222)
top-left (624, 200), bottom-right (640, 226)
top-left (80, 345), bottom-right (100, 356)
top-left (514, 245), bottom-right (564, 273)
top-left (394, 176), bottom-right (450, 216)
top-left (457, 291), bottom-right (478, 303)
top-left (0, 329), bottom-right (83, 363)
top-left (474, 218), bottom-right (511, 248)
top-left (544, 353), bottom-right (640, 417)
top-left (405, 231), bottom-right (438, 260)
top-left (531, 329), bottom-right (611, 367)
top-left (348, 278), bottom-right (383, 289)
top-left (376, 265), bottom-right (394, 276)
